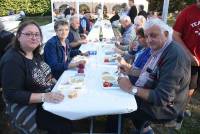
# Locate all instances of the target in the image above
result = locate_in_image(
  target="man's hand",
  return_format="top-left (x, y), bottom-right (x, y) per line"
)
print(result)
top-left (119, 58), bottom-right (127, 65)
top-left (113, 47), bottom-right (125, 55)
top-left (76, 60), bottom-right (86, 67)
top-left (118, 77), bottom-right (132, 93)
top-left (188, 89), bottom-right (195, 97)
top-left (79, 39), bottom-right (88, 44)
top-left (192, 56), bottom-right (200, 66)
top-left (81, 51), bottom-right (89, 56)
top-left (118, 58), bottom-right (131, 74)
top-left (80, 34), bottom-right (88, 39)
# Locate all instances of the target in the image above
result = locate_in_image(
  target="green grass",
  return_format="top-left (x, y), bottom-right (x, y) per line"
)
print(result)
top-left (24, 16), bottom-right (52, 26)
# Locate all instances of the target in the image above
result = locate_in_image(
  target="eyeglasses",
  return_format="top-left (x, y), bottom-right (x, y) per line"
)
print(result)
top-left (57, 29), bottom-right (69, 32)
top-left (21, 32), bottom-right (41, 38)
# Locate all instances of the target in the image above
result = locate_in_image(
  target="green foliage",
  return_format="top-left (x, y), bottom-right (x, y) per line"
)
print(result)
top-left (0, 0), bottom-right (51, 16)
top-left (148, 0), bottom-right (196, 13)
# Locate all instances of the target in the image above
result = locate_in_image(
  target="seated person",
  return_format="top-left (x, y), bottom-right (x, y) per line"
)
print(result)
top-left (68, 15), bottom-right (88, 51)
top-left (0, 20), bottom-right (72, 134)
top-left (118, 18), bottom-right (191, 133)
top-left (114, 28), bottom-right (145, 63)
top-left (0, 21), bottom-right (15, 59)
top-left (118, 28), bottom-right (151, 84)
top-left (79, 10), bottom-right (91, 34)
top-left (134, 15), bottom-right (146, 30)
top-left (110, 10), bottom-right (120, 24)
top-left (44, 19), bottom-right (86, 80)
top-left (115, 15), bottom-right (136, 51)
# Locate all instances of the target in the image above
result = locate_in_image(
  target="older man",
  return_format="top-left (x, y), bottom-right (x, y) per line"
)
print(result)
top-left (115, 15), bottom-right (136, 51)
top-left (67, 15), bottom-right (87, 51)
top-left (79, 10), bottom-right (91, 34)
top-left (118, 18), bottom-right (191, 133)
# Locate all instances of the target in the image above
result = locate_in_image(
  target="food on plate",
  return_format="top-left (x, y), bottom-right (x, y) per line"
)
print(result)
top-left (72, 55), bottom-right (87, 62)
top-left (102, 72), bottom-right (110, 75)
top-left (74, 87), bottom-right (82, 90)
top-left (68, 90), bottom-right (78, 99)
top-left (104, 54), bottom-right (120, 63)
top-left (102, 72), bottom-right (119, 88)
top-left (104, 57), bottom-right (116, 63)
top-left (103, 81), bottom-right (113, 87)
top-left (102, 75), bottom-right (115, 82)
top-left (70, 75), bottom-right (84, 84)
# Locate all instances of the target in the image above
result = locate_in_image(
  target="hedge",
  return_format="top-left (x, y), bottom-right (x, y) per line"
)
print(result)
top-left (0, 0), bottom-right (51, 16)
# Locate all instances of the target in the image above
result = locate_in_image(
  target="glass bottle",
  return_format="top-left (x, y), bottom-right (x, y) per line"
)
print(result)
top-left (99, 26), bottom-right (103, 42)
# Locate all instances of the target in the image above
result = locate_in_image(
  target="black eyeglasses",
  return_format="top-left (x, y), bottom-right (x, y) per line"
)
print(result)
top-left (21, 32), bottom-right (41, 38)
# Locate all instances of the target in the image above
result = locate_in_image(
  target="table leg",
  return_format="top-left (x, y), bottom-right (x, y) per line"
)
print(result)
top-left (90, 117), bottom-right (94, 134)
top-left (118, 114), bottom-right (122, 134)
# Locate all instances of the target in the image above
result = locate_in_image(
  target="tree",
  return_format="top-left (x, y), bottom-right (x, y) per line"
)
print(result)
top-left (0, 0), bottom-right (51, 16)
top-left (148, 0), bottom-right (196, 13)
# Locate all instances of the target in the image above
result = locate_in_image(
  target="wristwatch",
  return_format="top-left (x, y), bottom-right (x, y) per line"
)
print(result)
top-left (130, 86), bottom-right (138, 95)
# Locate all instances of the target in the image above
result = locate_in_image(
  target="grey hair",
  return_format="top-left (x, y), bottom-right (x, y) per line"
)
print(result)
top-left (134, 15), bottom-right (146, 27)
top-left (144, 18), bottom-right (173, 42)
top-left (0, 21), bottom-right (5, 32)
top-left (119, 15), bottom-right (131, 23)
top-left (69, 14), bottom-right (79, 24)
top-left (54, 19), bottom-right (69, 31)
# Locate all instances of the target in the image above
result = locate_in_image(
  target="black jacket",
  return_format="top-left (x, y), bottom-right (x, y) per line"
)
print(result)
top-left (0, 30), bottom-right (14, 58)
top-left (128, 5), bottom-right (137, 23)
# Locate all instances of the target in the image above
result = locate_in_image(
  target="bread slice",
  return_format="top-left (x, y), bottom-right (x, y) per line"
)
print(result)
top-left (68, 90), bottom-right (78, 99)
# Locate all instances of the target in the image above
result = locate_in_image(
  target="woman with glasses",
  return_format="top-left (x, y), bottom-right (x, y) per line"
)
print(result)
top-left (0, 20), bottom-right (72, 134)
top-left (44, 19), bottom-right (86, 80)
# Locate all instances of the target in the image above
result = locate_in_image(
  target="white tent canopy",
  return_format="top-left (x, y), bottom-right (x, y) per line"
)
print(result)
top-left (51, 0), bottom-right (169, 23)
top-left (52, 0), bottom-right (127, 4)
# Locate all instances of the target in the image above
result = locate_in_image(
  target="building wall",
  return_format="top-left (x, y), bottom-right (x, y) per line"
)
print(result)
top-left (54, 0), bottom-right (149, 14)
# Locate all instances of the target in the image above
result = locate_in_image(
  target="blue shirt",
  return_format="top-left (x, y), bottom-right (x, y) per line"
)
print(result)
top-left (44, 36), bottom-right (80, 79)
top-left (129, 47), bottom-right (151, 84)
top-left (134, 48), bottom-right (151, 69)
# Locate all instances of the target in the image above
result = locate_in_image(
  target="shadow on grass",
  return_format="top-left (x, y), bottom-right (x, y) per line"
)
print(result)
top-left (23, 16), bottom-right (52, 26)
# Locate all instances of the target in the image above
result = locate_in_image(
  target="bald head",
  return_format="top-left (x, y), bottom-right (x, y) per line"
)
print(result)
top-left (70, 14), bottom-right (80, 29)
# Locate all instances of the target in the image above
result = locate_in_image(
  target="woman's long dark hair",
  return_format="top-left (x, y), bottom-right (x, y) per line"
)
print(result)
top-left (13, 20), bottom-right (43, 57)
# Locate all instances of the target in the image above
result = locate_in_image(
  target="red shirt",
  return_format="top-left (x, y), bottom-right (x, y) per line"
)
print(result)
top-left (173, 4), bottom-right (200, 61)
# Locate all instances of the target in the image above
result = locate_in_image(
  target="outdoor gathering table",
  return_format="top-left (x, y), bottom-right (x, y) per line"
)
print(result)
top-left (43, 20), bottom-right (138, 134)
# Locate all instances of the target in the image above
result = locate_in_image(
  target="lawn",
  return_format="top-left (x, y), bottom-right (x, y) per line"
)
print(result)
top-left (24, 16), bottom-right (52, 26)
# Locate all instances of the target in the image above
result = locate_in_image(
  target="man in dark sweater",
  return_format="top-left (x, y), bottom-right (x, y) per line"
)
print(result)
top-left (138, 4), bottom-right (147, 19)
top-left (128, 0), bottom-right (138, 23)
top-left (67, 15), bottom-right (88, 51)
top-left (118, 18), bottom-right (191, 133)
